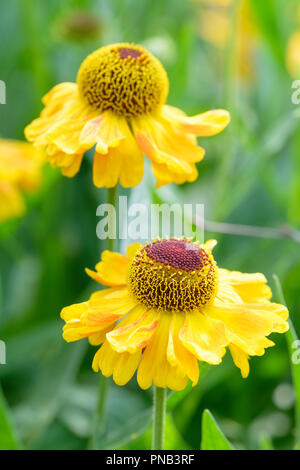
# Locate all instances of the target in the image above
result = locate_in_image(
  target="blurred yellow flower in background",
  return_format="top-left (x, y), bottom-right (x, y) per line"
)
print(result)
top-left (25, 42), bottom-right (230, 188)
top-left (0, 139), bottom-right (44, 222)
top-left (286, 3), bottom-right (300, 77)
top-left (61, 238), bottom-right (288, 390)
top-left (286, 31), bottom-right (300, 77)
top-left (195, 0), bottom-right (257, 80)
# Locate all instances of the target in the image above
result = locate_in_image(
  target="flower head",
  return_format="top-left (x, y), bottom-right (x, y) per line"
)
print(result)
top-left (0, 139), bottom-right (44, 222)
top-left (61, 238), bottom-right (289, 390)
top-left (25, 42), bottom-right (230, 188)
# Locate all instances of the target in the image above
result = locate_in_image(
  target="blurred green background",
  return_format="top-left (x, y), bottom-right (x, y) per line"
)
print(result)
top-left (1, 0), bottom-right (300, 450)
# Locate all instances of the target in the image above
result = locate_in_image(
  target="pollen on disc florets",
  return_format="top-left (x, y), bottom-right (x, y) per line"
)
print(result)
top-left (77, 42), bottom-right (169, 118)
top-left (128, 238), bottom-right (218, 312)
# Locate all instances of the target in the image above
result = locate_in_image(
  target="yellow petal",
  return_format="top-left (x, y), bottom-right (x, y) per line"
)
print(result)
top-left (179, 310), bottom-right (227, 364)
top-left (92, 118), bottom-right (144, 188)
top-left (85, 250), bottom-right (129, 287)
top-left (25, 84), bottom-right (76, 142)
top-left (61, 301), bottom-right (89, 321)
top-left (92, 340), bottom-right (140, 386)
top-left (151, 160), bottom-right (198, 188)
top-left (93, 152), bottom-right (121, 188)
top-left (133, 114), bottom-right (204, 172)
top-left (47, 118), bottom-right (87, 154)
top-left (167, 312), bottom-right (199, 386)
top-left (126, 242), bottom-right (143, 259)
top-left (61, 287), bottom-right (136, 343)
top-left (201, 239), bottom-right (218, 252)
top-left (137, 313), bottom-right (188, 391)
top-left (79, 112), bottom-right (125, 154)
top-left (42, 82), bottom-right (78, 108)
top-left (216, 282), bottom-right (243, 305)
top-left (162, 105), bottom-right (230, 136)
top-left (107, 306), bottom-right (159, 353)
top-left (48, 149), bottom-right (83, 177)
top-left (229, 344), bottom-right (249, 378)
top-left (88, 325), bottom-right (114, 346)
top-left (88, 287), bottom-right (137, 315)
top-left (205, 300), bottom-right (288, 355)
top-left (218, 269), bottom-right (272, 302)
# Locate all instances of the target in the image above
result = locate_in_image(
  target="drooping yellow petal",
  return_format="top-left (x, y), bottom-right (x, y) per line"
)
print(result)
top-left (216, 282), bottom-right (243, 305)
top-left (162, 105), bottom-right (230, 136)
top-left (137, 313), bottom-right (188, 391)
top-left (107, 305), bottom-right (159, 353)
top-left (85, 250), bottom-right (129, 286)
top-left (92, 340), bottom-right (140, 386)
top-left (179, 310), bottom-right (227, 365)
top-left (48, 147), bottom-right (83, 177)
top-left (25, 83), bottom-right (79, 145)
top-left (229, 344), bottom-right (250, 378)
top-left (132, 114), bottom-right (204, 186)
top-left (79, 112), bottom-right (125, 154)
top-left (218, 269), bottom-right (272, 302)
top-left (88, 287), bottom-right (137, 315)
top-left (167, 312), bottom-right (199, 386)
top-left (61, 287), bottom-right (136, 343)
top-left (42, 82), bottom-right (78, 109)
top-left (61, 305), bottom-right (118, 343)
top-left (151, 159), bottom-right (198, 188)
top-left (61, 301), bottom-right (89, 321)
top-left (88, 325), bottom-right (114, 346)
top-left (25, 82), bottom-right (95, 178)
top-left (92, 118), bottom-right (143, 188)
top-left (205, 300), bottom-right (288, 356)
top-left (47, 117), bottom-right (88, 155)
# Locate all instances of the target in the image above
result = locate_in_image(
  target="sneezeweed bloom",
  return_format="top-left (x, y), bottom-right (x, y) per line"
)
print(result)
top-left (25, 42), bottom-right (230, 188)
top-left (61, 238), bottom-right (289, 390)
top-left (0, 139), bottom-right (44, 223)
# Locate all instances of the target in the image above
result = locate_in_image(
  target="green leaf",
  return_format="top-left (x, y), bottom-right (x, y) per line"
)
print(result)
top-left (273, 275), bottom-right (300, 449)
top-left (93, 385), bottom-right (152, 450)
top-left (259, 433), bottom-right (274, 450)
top-left (251, 0), bottom-right (286, 67)
top-left (201, 409), bottom-right (234, 450)
top-left (0, 386), bottom-right (19, 450)
top-left (98, 408), bottom-right (152, 450)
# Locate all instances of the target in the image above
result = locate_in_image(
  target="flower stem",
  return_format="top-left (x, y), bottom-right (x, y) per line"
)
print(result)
top-left (152, 386), bottom-right (167, 450)
top-left (106, 185), bottom-right (118, 252)
top-left (92, 185), bottom-right (118, 449)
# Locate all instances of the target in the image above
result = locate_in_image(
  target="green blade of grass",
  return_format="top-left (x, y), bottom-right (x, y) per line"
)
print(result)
top-left (273, 274), bottom-right (300, 449)
top-left (0, 386), bottom-right (20, 450)
top-left (201, 409), bottom-right (234, 450)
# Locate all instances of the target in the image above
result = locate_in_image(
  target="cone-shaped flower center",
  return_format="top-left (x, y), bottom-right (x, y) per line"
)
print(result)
top-left (77, 42), bottom-right (169, 117)
top-left (128, 239), bottom-right (218, 312)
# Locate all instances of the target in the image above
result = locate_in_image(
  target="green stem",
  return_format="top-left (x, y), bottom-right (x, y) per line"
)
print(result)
top-left (91, 185), bottom-right (119, 449)
top-left (152, 386), bottom-right (167, 450)
top-left (106, 186), bottom-right (118, 252)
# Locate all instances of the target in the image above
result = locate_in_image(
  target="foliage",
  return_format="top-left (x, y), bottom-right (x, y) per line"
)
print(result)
top-left (0, 0), bottom-right (300, 450)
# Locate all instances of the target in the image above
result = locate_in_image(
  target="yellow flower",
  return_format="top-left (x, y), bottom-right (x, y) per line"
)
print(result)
top-left (61, 238), bottom-right (288, 390)
top-left (25, 43), bottom-right (230, 188)
top-left (0, 138), bottom-right (44, 222)
top-left (195, 0), bottom-right (257, 80)
top-left (286, 30), bottom-right (300, 77)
